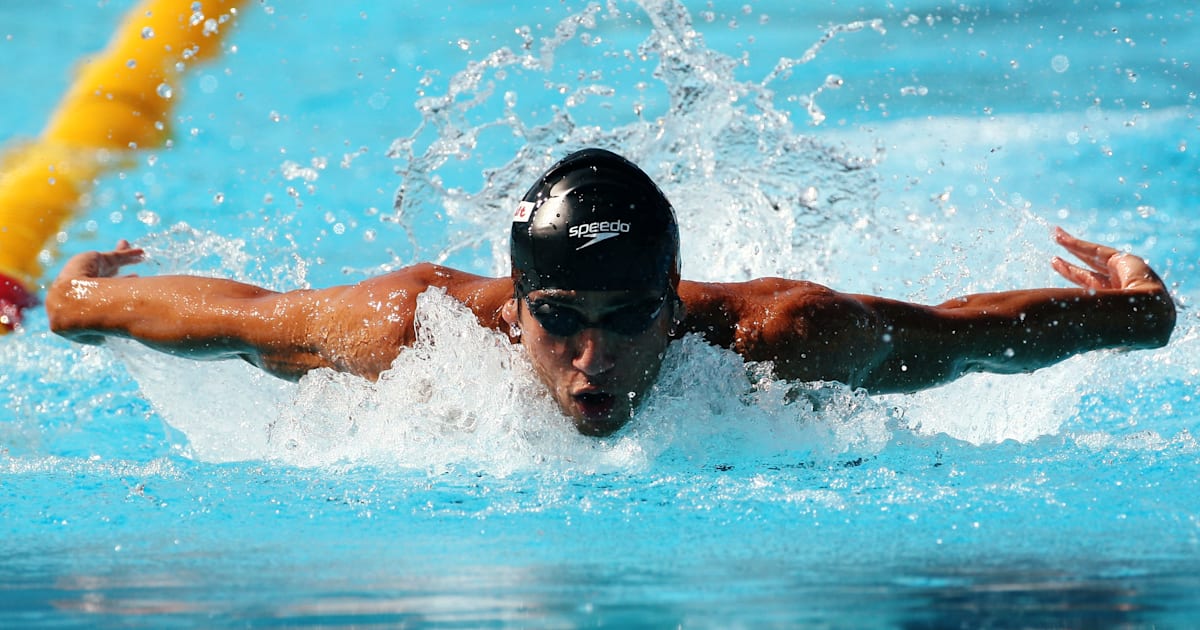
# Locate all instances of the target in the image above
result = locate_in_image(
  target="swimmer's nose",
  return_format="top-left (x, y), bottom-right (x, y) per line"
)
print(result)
top-left (572, 328), bottom-right (615, 376)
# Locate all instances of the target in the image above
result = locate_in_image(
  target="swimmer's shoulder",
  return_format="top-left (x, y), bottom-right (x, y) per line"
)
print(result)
top-left (678, 277), bottom-right (836, 314)
top-left (677, 277), bottom-right (837, 346)
top-left (364, 263), bottom-right (513, 329)
top-left (361, 263), bottom-right (507, 293)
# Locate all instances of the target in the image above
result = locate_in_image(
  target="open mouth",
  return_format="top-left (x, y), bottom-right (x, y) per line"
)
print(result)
top-left (573, 391), bottom-right (616, 419)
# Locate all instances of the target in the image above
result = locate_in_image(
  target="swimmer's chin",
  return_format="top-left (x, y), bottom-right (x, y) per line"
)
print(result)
top-left (572, 416), bottom-right (630, 437)
top-left (568, 392), bottom-right (631, 437)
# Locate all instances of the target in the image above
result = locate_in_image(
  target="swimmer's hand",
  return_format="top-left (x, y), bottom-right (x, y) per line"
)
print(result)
top-left (58, 239), bottom-right (145, 280)
top-left (47, 240), bottom-right (146, 345)
top-left (1050, 227), bottom-right (1167, 294)
top-left (1049, 226), bottom-right (1176, 350)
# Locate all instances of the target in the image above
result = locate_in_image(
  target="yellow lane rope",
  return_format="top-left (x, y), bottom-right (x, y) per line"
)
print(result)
top-left (0, 0), bottom-right (247, 331)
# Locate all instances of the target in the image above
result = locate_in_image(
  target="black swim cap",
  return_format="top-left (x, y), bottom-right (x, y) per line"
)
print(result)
top-left (511, 148), bottom-right (680, 294)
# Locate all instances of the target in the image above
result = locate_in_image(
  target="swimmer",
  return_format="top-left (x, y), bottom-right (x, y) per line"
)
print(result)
top-left (45, 148), bottom-right (1176, 436)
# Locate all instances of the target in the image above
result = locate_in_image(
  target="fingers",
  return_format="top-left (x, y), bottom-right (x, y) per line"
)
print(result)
top-left (111, 239), bottom-right (145, 263)
top-left (113, 239), bottom-right (144, 256)
top-left (1053, 227), bottom-right (1121, 274)
top-left (1051, 256), bottom-right (1111, 290)
top-left (1051, 227), bottom-right (1166, 292)
top-left (95, 240), bottom-right (146, 277)
top-left (100, 251), bottom-right (145, 277)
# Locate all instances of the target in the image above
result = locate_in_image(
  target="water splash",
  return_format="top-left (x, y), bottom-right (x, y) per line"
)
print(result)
top-left (38, 0), bottom-right (1194, 478)
top-left (119, 286), bottom-right (892, 473)
top-left (383, 0), bottom-right (882, 284)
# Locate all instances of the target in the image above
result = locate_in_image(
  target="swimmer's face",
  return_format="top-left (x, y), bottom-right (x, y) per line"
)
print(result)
top-left (502, 287), bottom-right (678, 436)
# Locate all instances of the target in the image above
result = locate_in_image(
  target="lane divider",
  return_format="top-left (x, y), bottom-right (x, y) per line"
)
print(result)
top-left (0, 0), bottom-right (247, 332)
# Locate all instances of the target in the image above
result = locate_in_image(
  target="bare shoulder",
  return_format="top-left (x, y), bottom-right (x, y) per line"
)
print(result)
top-left (328, 261), bottom-right (516, 333)
top-left (678, 277), bottom-right (856, 335)
top-left (678, 277), bottom-right (885, 383)
top-left (294, 264), bottom-right (512, 379)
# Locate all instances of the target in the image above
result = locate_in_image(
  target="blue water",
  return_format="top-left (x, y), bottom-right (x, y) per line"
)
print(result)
top-left (2, 0), bottom-right (1198, 626)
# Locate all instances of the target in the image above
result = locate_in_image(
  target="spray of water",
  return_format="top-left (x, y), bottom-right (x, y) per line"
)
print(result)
top-left (27, 0), bottom-right (1193, 474)
top-left (383, 0), bottom-right (881, 285)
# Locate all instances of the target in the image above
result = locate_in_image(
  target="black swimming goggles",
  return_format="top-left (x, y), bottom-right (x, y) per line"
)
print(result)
top-left (522, 291), bottom-right (670, 337)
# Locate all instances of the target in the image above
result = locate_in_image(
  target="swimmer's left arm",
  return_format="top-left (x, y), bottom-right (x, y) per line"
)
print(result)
top-left (726, 229), bottom-right (1175, 393)
top-left (847, 228), bottom-right (1176, 393)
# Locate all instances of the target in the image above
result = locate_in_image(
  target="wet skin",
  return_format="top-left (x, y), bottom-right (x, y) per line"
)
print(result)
top-left (501, 288), bottom-right (679, 436)
top-left (46, 230), bottom-right (1175, 437)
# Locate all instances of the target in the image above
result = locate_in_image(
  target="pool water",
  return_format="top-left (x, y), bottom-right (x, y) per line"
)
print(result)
top-left (2, 0), bottom-right (1198, 626)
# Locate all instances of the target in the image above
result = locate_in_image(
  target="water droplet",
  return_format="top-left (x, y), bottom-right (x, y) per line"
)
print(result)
top-left (156, 83), bottom-right (173, 99)
top-left (137, 210), bottom-right (160, 226)
top-left (141, 26), bottom-right (154, 39)
top-left (367, 91), bottom-right (389, 110)
top-left (214, 193), bottom-right (225, 205)
top-left (800, 186), bottom-right (819, 207)
top-left (1051, 54), bottom-right (1069, 73)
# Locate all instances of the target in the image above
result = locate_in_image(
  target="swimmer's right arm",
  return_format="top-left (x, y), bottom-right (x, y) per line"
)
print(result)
top-left (45, 241), bottom-right (409, 381)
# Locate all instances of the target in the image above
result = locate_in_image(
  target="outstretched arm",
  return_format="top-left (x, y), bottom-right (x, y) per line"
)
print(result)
top-left (688, 229), bottom-right (1176, 394)
top-left (46, 241), bottom-right (514, 381)
top-left (46, 240), bottom-right (351, 379)
top-left (852, 228), bottom-right (1174, 392)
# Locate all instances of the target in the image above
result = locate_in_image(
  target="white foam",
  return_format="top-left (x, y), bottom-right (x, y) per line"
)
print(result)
top-left (113, 287), bottom-right (895, 473)
top-left (45, 0), bottom-right (1196, 472)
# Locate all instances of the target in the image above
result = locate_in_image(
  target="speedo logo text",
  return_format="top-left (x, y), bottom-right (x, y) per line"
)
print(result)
top-left (569, 221), bottom-right (631, 250)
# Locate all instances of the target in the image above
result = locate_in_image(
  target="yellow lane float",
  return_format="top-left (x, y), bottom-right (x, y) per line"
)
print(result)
top-left (0, 0), bottom-right (247, 332)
